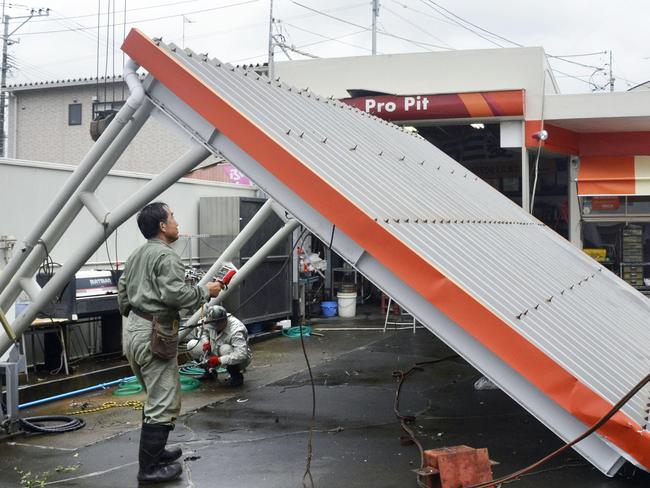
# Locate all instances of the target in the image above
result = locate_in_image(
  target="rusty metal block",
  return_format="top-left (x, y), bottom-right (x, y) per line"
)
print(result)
top-left (420, 445), bottom-right (493, 488)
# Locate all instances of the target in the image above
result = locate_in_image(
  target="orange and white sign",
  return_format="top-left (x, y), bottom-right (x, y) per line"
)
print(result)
top-left (577, 155), bottom-right (650, 195)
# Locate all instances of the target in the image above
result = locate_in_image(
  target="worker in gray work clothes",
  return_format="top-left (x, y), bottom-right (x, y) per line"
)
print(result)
top-left (118, 201), bottom-right (223, 484)
top-left (200, 305), bottom-right (252, 387)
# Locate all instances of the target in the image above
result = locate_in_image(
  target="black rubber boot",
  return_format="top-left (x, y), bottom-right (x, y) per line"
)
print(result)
top-left (141, 412), bottom-right (182, 464)
top-left (226, 365), bottom-right (244, 387)
top-left (137, 423), bottom-right (182, 484)
top-left (159, 445), bottom-right (182, 464)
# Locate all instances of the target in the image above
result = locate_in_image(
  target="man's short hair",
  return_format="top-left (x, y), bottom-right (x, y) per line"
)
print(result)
top-left (137, 202), bottom-right (169, 239)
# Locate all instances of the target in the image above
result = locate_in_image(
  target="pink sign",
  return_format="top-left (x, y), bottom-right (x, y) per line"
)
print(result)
top-left (222, 162), bottom-right (252, 185)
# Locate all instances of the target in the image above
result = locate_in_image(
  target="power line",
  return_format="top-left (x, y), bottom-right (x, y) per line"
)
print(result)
top-left (290, 0), bottom-right (449, 50)
top-left (429, 0), bottom-right (522, 46)
top-left (418, 0), bottom-right (505, 48)
top-left (551, 51), bottom-right (607, 58)
top-left (547, 54), bottom-right (604, 70)
top-left (15, 0), bottom-right (260, 36)
top-left (383, 5), bottom-right (453, 49)
top-left (282, 22), bottom-right (374, 53)
top-left (229, 28), bottom-right (375, 63)
top-left (388, 0), bottom-right (468, 30)
top-left (9, 0), bottom-right (200, 24)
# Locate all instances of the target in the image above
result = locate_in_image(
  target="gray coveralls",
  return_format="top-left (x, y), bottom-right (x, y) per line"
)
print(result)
top-left (118, 238), bottom-right (210, 425)
top-left (201, 315), bottom-right (252, 370)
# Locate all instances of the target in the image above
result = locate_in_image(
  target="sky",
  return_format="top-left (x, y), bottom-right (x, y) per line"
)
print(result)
top-left (2, 0), bottom-right (648, 93)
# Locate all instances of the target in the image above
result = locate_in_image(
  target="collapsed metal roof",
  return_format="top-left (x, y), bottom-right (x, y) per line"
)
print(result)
top-left (121, 29), bottom-right (650, 475)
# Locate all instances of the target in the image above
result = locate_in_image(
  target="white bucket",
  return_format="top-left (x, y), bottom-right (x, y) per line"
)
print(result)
top-left (278, 319), bottom-right (292, 330)
top-left (337, 292), bottom-right (357, 318)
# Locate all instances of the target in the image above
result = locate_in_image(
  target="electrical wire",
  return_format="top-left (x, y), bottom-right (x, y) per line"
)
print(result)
top-left (17, 0), bottom-right (261, 36)
top-left (95, 0), bottom-right (100, 103)
top-left (13, 0), bottom-right (199, 24)
top-left (122, 0), bottom-right (126, 100)
top-left (529, 70), bottom-right (547, 213)
top-left (290, 0), bottom-right (449, 51)
top-left (466, 373), bottom-right (650, 488)
top-left (281, 23), bottom-right (372, 53)
top-left (392, 356), bottom-right (460, 486)
top-left (418, 0), bottom-right (503, 48)
top-left (103, 0), bottom-right (110, 104)
top-left (383, 5), bottom-right (453, 50)
top-left (299, 319), bottom-right (315, 488)
top-left (19, 415), bottom-right (85, 433)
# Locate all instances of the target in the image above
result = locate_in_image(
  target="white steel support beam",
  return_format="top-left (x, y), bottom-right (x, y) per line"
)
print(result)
top-left (194, 198), bottom-right (275, 291)
top-left (0, 99), bottom-right (154, 316)
top-left (79, 192), bottom-right (111, 225)
top-left (0, 59), bottom-right (146, 296)
top-left (180, 217), bottom-right (299, 340)
top-left (0, 145), bottom-right (210, 356)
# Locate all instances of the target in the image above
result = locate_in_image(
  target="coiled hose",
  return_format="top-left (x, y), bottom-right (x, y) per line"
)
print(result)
top-left (282, 326), bottom-right (312, 338)
top-left (113, 377), bottom-right (144, 396)
top-left (113, 374), bottom-right (200, 395)
top-left (20, 415), bottom-right (85, 434)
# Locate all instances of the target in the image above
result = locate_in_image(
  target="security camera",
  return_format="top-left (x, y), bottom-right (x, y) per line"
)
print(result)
top-left (533, 129), bottom-right (548, 141)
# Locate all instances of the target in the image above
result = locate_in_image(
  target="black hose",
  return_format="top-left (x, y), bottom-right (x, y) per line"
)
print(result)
top-left (20, 415), bottom-right (86, 434)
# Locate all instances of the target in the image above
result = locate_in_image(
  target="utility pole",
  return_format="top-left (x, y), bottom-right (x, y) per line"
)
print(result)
top-left (371, 0), bottom-right (379, 55)
top-left (267, 0), bottom-right (275, 79)
top-left (182, 15), bottom-right (194, 49)
top-left (609, 50), bottom-right (615, 92)
top-left (0, 4), bottom-right (49, 157)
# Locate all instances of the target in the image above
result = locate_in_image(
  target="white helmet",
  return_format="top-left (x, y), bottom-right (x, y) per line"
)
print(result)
top-left (186, 338), bottom-right (203, 360)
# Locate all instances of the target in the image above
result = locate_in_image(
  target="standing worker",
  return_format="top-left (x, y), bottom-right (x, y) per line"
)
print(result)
top-left (118, 202), bottom-right (222, 484)
top-left (200, 305), bottom-right (252, 387)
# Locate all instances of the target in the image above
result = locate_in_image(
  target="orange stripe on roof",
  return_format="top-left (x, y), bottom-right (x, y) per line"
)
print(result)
top-left (457, 92), bottom-right (493, 117)
top-left (122, 29), bottom-right (650, 469)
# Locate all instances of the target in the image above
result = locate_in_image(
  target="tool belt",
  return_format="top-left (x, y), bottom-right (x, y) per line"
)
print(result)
top-left (132, 308), bottom-right (179, 360)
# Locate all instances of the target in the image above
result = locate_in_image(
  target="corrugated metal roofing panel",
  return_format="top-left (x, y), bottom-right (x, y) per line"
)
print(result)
top-left (122, 29), bottom-right (650, 474)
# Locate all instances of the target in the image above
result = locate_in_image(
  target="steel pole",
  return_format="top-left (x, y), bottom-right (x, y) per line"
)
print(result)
top-left (0, 59), bottom-right (146, 297)
top-left (195, 198), bottom-right (275, 290)
top-left (180, 218), bottom-right (299, 340)
top-left (0, 145), bottom-right (210, 356)
top-left (0, 100), bottom-right (154, 314)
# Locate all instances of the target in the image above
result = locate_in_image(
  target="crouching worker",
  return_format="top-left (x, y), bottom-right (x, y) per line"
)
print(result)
top-left (118, 202), bottom-right (222, 484)
top-left (200, 305), bottom-right (252, 387)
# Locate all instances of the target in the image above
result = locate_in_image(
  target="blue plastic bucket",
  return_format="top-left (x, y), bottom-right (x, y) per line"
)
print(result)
top-left (320, 301), bottom-right (338, 317)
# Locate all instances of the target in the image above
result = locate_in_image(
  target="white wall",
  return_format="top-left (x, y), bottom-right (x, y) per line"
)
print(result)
top-left (0, 159), bottom-right (256, 271)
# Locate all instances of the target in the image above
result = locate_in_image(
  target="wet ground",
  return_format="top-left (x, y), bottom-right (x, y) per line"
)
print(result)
top-left (1, 308), bottom-right (649, 487)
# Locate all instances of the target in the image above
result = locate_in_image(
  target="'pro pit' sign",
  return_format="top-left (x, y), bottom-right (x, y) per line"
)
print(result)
top-left (340, 90), bottom-right (524, 122)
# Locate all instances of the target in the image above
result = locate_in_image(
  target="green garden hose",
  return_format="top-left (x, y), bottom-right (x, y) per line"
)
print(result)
top-left (180, 375), bottom-right (200, 391)
top-left (179, 362), bottom-right (226, 375)
top-left (113, 377), bottom-right (143, 396)
top-left (282, 325), bottom-right (312, 338)
top-left (113, 375), bottom-right (200, 394)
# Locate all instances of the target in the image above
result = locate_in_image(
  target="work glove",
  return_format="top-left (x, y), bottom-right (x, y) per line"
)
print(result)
top-left (206, 356), bottom-right (221, 368)
top-left (202, 342), bottom-right (211, 352)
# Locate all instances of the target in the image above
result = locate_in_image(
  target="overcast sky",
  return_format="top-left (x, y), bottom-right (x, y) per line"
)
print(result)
top-left (3, 0), bottom-right (648, 93)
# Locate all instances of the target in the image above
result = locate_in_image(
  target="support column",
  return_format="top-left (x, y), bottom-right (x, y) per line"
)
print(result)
top-left (568, 156), bottom-right (583, 248)
top-left (521, 120), bottom-right (530, 213)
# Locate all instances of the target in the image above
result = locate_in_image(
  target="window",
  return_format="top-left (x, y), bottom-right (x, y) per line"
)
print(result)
top-left (68, 103), bottom-right (82, 125)
top-left (92, 100), bottom-right (125, 120)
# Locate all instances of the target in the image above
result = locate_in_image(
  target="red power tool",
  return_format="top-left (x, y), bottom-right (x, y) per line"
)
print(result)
top-left (214, 262), bottom-right (237, 289)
